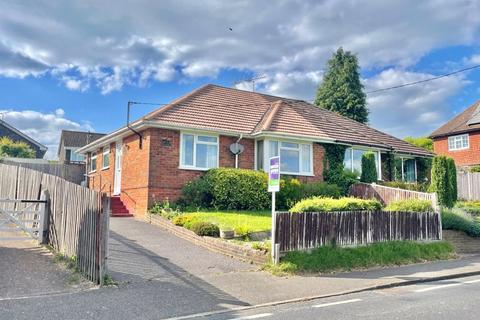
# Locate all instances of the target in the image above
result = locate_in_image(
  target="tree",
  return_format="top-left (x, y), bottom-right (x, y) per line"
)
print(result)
top-left (404, 136), bottom-right (433, 151)
top-left (447, 158), bottom-right (457, 204)
top-left (0, 137), bottom-right (36, 158)
top-left (360, 152), bottom-right (378, 183)
top-left (315, 47), bottom-right (368, 123)
top-left (430, 156), bottom-right (456, 208)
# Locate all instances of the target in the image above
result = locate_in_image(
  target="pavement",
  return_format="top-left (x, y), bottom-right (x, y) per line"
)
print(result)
top-left (1, 217), bottom-right (479, 320)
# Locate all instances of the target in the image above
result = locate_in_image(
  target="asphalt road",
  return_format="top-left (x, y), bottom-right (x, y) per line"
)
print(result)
top-left (185, 275), bottom-right (480, 320)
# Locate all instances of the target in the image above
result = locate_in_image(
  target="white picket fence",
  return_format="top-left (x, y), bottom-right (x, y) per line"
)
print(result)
top-left (457, 171), bottom-right (480, 201)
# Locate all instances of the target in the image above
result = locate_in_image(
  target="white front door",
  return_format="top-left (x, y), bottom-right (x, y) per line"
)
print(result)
top-left (113, 141), bottom-right (122, 195)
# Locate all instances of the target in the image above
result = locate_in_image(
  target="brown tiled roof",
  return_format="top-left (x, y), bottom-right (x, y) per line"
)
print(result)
top-left (60, 130), bottom-right (106, 148)
top-left (430, 100), bottom-right (480, 138)
top-left (146, 84), bottom-right (432, 157)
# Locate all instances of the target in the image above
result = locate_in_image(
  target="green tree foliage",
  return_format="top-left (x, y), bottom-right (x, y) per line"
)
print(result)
top-left (315, 47), bottom-right (368, 123)
top-left (0, 137), bottom-right (35, 158)
top-left (322, 144), bottom-right (357, 194)
top-left (447, 158), bottom-right (457, 203)
top-left (404, 136), bottom-right (433, 151)
top-left (360, 152), bottom-right (378, 183)
top-left (431, 156), bottom-right (456, 208)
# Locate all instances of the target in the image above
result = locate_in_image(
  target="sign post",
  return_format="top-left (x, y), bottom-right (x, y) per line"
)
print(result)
top-left (268, 156), bottom-right (280, 264)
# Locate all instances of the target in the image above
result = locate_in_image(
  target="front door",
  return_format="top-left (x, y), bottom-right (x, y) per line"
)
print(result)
top-left (113, 141), bottom-right (122, 195)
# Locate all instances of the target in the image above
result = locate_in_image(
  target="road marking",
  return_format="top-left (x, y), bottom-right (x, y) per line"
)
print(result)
top-left (228, 313), bottom-right (273, 320)
top-left (464, 279), bottom-right (480, 284)
top-left (414, 283), bottom-right (462, 293)
top-left (312, 298), bottom-right (362, 308)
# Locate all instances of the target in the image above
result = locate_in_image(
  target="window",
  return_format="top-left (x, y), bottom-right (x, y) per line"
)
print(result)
top-left (102, 147), bottom-right (110, 169)
top-left (448, 134), bottom-right (469, 151)
top-left (90, 153), bottom-right (97, 172)
top-left (256, 140), bottom-right (264, 170)
top-left (65, 148), bottom-right (85, 162)
top-left (344, 148), bottom-right (380, 178)
top-left (180, 133), bottom-right (218, 169)
top-left (265, 140), bottom-right (312, 175)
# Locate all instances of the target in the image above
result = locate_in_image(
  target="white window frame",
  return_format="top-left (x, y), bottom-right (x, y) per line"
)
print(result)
top-left (448, 134), bottom-right (469, 151)
top-left (344, 147), bottom-right (381, 179)
top-left (65, 147), bottom-right (85, 162)
top-left (102, 147), bottom-right (110, 169)
top-left (90, 153), bottom-right (97, 173)
top-left (179, 132), bottom-right (219, 171)
top-left (262, 139), bottom-right (313, 176)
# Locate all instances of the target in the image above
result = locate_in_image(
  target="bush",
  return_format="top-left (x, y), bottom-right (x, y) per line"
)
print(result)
top-left (277, 179), bottom-right (341, 209)
top-left (290, 197), bottom-right (382, 213)
top-left (384, 199), bottom-right (433, 212)
top-left (447, 158), bottom-right (457, 203)
top-left (431, 156), bottom-right (455, 208)
top-left (205, 168), bottom-right (270, 210)
top-left (441, 208), bottom-right (480, 237)
top-left (456, 201), bottom-right (480, 216)
top-left (360, 152), bottom-right (378, 183)
top-left (149, 200), bottom-right (182, 219)
top-left (470, 165), bottom-right (480, 173)
top-left (380, 181), bottom-right (429, 192)
top-left (177, 177), bottom-right (212, 209)
top-left (172, 215), bottom-right (196, 228)
top-left (324, 169), bottom-right (358, 195)
top-left (188, 221), bottom-right (220, 237)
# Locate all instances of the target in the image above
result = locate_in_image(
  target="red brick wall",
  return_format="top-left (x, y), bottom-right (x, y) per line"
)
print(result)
top-left (87, 142), bottom-right (115, 194)
top-left (88, 128), bottom-right (327, 216)
top-left (147, 129), bottom-right (256, 209)
top-left (433, 131), bottom-right (480, 166)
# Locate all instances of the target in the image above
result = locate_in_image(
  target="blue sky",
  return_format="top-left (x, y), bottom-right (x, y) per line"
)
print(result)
top-left (1, 1), bottom-right (480, 158)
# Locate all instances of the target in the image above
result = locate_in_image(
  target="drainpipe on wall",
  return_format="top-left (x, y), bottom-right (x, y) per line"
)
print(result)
top-left (235, 134), bottom-right (243, 169)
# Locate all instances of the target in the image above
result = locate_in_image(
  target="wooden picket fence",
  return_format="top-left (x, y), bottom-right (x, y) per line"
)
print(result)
top-left (0, 163), bottom-right (109, 284)
top-left (275, 210), bottom-right (442, 253)
top-left (457, 171), bottom-right (480, 201)
top-left (0, 159), bottom-right (85, 185)
top-left (349, 183), bottom-right (439, 211)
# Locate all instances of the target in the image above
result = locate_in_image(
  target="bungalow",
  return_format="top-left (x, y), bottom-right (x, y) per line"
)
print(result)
top-left (0, 118), bottom-right (48, 158)
top-left (430, 100), bottom-right (480, 168)
top-left (58, 130), bottom-right (106, 164)
top-left (78, 84), bottom-right (432, 216)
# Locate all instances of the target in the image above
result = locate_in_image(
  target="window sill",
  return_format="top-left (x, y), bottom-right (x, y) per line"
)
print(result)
top-left (281, 172), bottom-right (315, 177)
top-left (88, 170), bottom-right (96, 174)
top-left (102, 166), bottom-right (110, 171)
top-left (448, 148), bottom-right (469, 152)
top-left (179, 166), bottom-right (215, 171)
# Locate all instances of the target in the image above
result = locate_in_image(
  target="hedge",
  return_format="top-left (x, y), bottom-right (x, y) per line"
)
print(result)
top-left (384, 199), bottom-right (433, 212)
top-left (441, 208), bottom-right (480, 237)
top-left (289, 197), bottom-right (382, 213)
top-left (277, 178), bottom-right (341, 209)
top-left (431, 156), bottom-right (456, 208)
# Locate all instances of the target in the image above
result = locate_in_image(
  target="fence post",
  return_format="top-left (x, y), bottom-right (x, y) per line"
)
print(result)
top-left (99, 194), bottom-right (110, 286)
top-left (38, 190), bottom-right (50, 244)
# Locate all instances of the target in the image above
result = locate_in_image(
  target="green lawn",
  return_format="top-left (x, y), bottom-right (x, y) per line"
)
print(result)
top-left (179, 210), bottom-right (271, 235)
top-left (266, 241), bottom-right (455, 275)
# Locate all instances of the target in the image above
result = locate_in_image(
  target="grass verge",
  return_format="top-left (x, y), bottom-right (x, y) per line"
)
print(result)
top-left (176, 210), bottom-right (271, 236)
top-left (265, 241), bottom-right (455, 276)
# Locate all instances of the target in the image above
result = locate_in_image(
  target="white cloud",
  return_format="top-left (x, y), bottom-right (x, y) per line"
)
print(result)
top-left (0, 108), bottom-right (94, 159)
top-left (0, 0), bottom-right (479, 93)
top-left (364, 69), bottom-right (467, 137)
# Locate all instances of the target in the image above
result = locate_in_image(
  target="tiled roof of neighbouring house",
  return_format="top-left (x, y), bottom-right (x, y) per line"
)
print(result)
top-left (145, 84), bottom-right (433, 157)
top-left (430, 100), bottom-right (480, 138)
top-left (60, 130), bottom-right (106, 149)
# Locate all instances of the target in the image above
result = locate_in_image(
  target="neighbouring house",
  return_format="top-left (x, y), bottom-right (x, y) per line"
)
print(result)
top-left (430, 100), bottom-right (480, 168)
top-left (0, 118), bottom-right (47, 158)
top-left (58, 130), bottom-right (106, 163)
top-left (78, 84), bottom-right (432, 216)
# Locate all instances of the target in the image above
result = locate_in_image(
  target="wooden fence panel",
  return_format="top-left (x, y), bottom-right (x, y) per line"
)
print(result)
top-left (275, 210), bottom-right (441, 253)
top-left (349, 183), bottom-right (438, 211)
top-left (457, 172), bottom-right (480, 201)
top-left (0, 163), bottom-right (108, 284)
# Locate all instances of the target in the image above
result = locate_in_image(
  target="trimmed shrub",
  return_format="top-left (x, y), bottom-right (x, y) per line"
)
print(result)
top-left (188, 221), bottom-right (220, 237)
top-left (384, 199), bottom-right (433, 212)
top-left (205, 168), bottom-right (270, 210)
top-left (447, 158), bottom-right (457, 204)
top-left (441, 208), bottom-right (480, 237)
top-left (360, 152), bottom-right (378, 183)
top-left (177, 177), bottom-right (212, 209)
top-left (289, 197), bottom-right (382, 213)
top-left (277, 178), bottom-right (341, 209)
top-left (172, 215), bottom-right (195, 227)
top-left (431, 156), bottom-right (452, 208)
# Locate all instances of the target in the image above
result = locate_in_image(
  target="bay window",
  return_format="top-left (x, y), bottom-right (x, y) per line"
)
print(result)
top-left (180, 133), bottom-right (218, 169)
top-left (263, 140), bottom-right (312, 175)
top-left (343, 148), bottom-right (380, 178)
